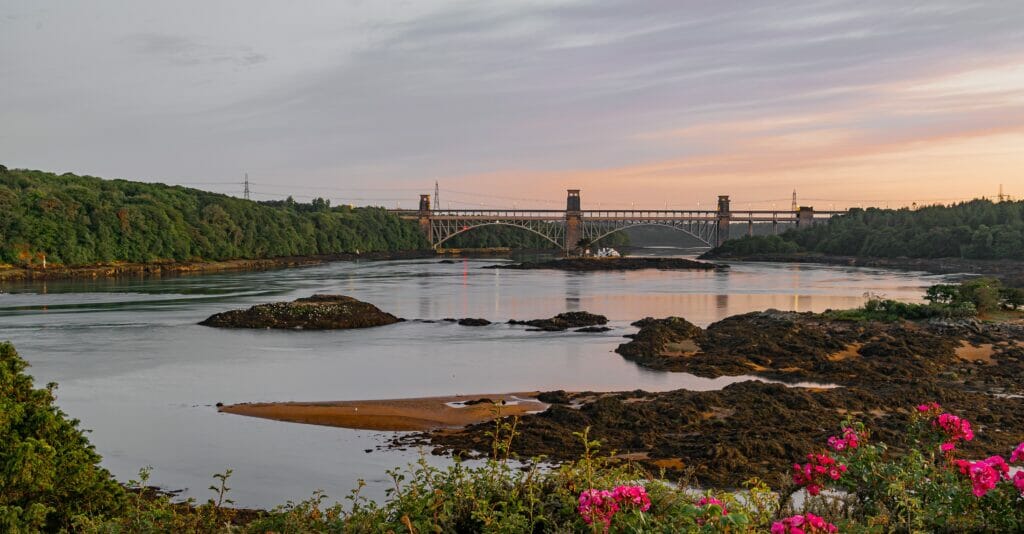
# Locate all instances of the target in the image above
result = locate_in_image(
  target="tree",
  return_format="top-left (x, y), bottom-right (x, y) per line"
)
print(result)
top-left (958, 277), bottom-right (1002, 313)
top-left (925, 284), bottom-right (960, 305)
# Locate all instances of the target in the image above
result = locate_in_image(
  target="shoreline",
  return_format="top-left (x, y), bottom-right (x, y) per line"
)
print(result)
top-left (0, 249), bottom-right (437, 283)
top-left (700, 252), bottom-right (1024, 284)
top-left (219, 393), bottom-right (548, 432)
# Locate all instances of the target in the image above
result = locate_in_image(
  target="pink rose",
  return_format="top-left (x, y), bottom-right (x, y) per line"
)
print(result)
top-left (1010, 442), bottom-right (1024, 463)
top-left (968, 462), bottom-right (999, 497)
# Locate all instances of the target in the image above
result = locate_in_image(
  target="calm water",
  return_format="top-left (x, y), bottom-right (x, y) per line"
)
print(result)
top-left (0, 252), bottom-right (950, 507)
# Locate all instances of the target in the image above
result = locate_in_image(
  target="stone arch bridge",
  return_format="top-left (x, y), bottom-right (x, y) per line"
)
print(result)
top-left (391, 190), bottom-right (846, 254)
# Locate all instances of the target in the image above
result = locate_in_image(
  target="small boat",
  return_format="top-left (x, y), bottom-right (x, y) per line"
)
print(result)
top-left (595, 247), bottom-right (621, 258)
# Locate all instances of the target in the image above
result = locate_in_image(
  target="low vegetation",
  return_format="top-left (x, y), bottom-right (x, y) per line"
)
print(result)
top-left (0, 342), bottom-right (125, 531)
top-left (826, 277), bottom-right (1024, 322)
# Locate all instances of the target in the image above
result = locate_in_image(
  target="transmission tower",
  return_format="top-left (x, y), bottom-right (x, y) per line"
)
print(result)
top-left (434, 180), bottom-right (440, 211)
top-left (243, 173), bottom-right (250, 200)
top-left (998, 184), bottom-right (1006, 203)
top-left (791, 189), bottom-right (798, 212)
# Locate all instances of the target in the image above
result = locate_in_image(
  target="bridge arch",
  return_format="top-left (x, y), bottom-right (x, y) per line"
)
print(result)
top-left (583, 222), bottom-right (716, 247)
top-left (433, 221), bottom-right (563, 249)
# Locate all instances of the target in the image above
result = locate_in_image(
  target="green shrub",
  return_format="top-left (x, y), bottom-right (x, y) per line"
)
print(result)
top-left (0, 342), bottom-right (126, 532)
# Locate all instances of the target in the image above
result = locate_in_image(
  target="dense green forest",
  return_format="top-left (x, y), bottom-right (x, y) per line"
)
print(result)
top-left (0, 166), bottom-right (428, 266)
top-left (707, 199), bottom-right (1024, 260)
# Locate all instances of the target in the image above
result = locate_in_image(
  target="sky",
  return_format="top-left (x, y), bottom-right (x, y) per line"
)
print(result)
top-left (2, 0), bottom-right (1024, 210)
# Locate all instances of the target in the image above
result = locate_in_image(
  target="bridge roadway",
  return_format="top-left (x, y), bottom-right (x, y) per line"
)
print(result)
top-left (390, 190), bottom-right (847, 253)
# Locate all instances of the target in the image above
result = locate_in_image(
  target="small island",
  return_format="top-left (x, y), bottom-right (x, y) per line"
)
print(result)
top-left (199, 294), bottom-right (401, 329)
top-left (509, 311), bottom-right (609, 331)
top-left (484, 257), bottom-right (725, 272)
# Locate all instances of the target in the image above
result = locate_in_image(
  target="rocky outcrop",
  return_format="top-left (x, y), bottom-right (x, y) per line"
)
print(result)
top-left (199, 295), bottom-right (400, 329)
top-left (510, 311), bottom-right (609, 331)
top-left (457, 318), bottom-right (492, 326)
top-left (615, 311), bottom-right (976, 385)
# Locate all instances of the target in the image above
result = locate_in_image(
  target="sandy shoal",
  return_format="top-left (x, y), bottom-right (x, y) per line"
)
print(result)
top-left (219, 392), bottom-right (548, 431)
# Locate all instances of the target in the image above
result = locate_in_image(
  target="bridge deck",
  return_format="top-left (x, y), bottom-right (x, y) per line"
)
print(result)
top-left (393, 209), bottom-right (846, 221)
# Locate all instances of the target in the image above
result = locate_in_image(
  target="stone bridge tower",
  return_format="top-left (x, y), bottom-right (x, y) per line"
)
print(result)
top-left (565, 189), bottom-right (582, 254)
top-left (716, 195), bottom-right (731, 247)
top-left (418, 194), bottom-right (432, 246)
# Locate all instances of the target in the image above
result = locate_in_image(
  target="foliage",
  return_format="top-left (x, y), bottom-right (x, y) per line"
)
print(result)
top-left (788, 406), bottom-right (1024, 532)
top-left (708, 200), bottom-right (1024, 260)
top-left (0, 342), bottom-right (125, 532)
top-left (925, 278), bottom-right (1023, 314)
top-left (708, 234), bottom-right (800, 256)
top-left (0, 167), bottom-right (428, 266)
top-left (822, 279), bottom-right (1023, 322)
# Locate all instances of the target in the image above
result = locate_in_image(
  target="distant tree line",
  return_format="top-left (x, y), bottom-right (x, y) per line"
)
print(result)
top-left (0, 167), bottom-right (429, 266)
top-left (708, 200), bottom-right (1024, 260)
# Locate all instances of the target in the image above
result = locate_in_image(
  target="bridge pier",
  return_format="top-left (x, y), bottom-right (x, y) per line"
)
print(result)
top-left (565, 189), bottom-right (582, 255)
top-left (716, 195), bottom-right (731, 247)
top-left (418, 194), bottom-right (433, 246)
top-left (796, 206), bottom-right (815, 228)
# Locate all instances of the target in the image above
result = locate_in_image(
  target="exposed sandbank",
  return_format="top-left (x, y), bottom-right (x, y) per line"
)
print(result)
top-left (219, 393), bottom-right (548, 431)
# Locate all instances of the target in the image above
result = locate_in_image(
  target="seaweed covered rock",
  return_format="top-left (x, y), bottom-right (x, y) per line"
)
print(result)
top-left (616, 311), bottom-right (973, 385)
top-left (420, 380), bottom-right (1024, 488)
top-left (510, 311), bottom-right (609, 331)
top-left (616, 316), bottom-right (705, 366)
top-left (576, 326), bottom-right (612, 333)
top-left (199, 295), bottom-right (400, 329)
top-left (457, 318), bottom-right (492, 326)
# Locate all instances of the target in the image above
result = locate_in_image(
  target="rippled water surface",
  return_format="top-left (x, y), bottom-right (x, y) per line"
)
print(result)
top-left (0, 252), bottom-right (950, 507)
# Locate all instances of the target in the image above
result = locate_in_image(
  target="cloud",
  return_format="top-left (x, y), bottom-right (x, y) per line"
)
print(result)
top-left (125, 33), bottom-right (267, 67)
top-left (3, 0), bottom-right (1024, 207)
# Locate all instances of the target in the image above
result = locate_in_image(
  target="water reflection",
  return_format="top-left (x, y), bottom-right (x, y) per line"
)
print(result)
top-left (0, 255), bottom-right (952, 507)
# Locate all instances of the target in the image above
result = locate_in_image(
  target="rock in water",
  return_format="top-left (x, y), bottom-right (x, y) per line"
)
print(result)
top-left (509, 311), bottom-right (609, 331)
top-left (199, 294), bottom-right (400, 330)
top-left (575, 326), bottom-right (612, 333)
top-left (457, 318), bottom-right (492, 326)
